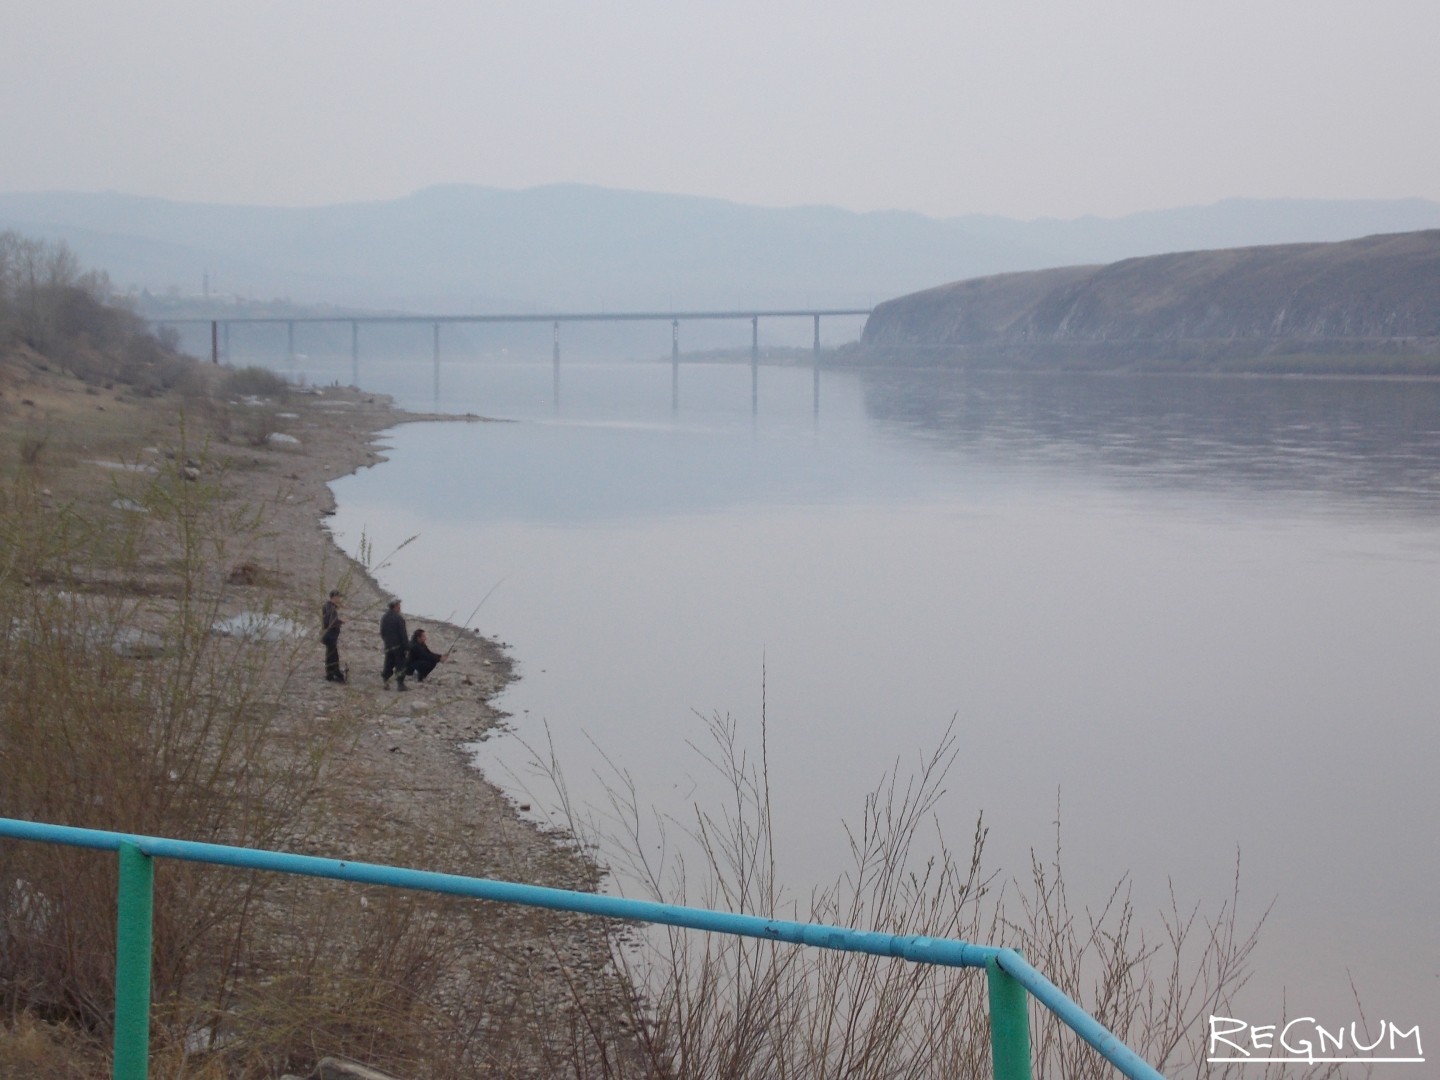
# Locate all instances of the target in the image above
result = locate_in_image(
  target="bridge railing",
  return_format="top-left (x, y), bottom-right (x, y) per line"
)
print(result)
top-left (0, 817), bottom-right (1166, 1080)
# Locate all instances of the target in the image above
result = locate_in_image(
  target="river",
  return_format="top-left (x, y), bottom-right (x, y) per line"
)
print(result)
top-left (320, 355), bottom-right (1439, 1071)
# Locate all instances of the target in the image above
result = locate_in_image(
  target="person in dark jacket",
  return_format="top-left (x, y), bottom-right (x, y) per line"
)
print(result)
top-left (379, 597), bottom-right (409, 691)
top-left (321, 589), bottom-right (345, 682)
top-left (405, 627), bottom-right (447, 682)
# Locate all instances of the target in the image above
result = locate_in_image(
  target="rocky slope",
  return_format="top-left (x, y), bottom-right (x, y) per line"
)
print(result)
top-left (860, 229), bottom-right (1440, 368)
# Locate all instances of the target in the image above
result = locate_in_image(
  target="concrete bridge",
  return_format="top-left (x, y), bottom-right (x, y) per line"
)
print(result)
top-left (156, 306), bottom-right (873, 411)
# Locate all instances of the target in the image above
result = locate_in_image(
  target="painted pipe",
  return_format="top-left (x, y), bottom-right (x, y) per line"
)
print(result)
top-left (0, 817), bottom-right (1168, 1080)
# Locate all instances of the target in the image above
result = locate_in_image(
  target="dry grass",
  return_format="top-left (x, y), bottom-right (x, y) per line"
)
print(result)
top-left (0, 426), bottom-right (503, 1078)
top-left (1, 446), bottom-right (327, 1034)
top-left (0, 1012), bottom-right (108, 1079)
top-left (0, 375), bottom-right (641, 1077)
top-left (527, 704), bottom-right (1355, 1080)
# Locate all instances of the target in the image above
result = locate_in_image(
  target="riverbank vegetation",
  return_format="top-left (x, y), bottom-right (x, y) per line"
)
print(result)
top-left (0, 345), bottom-right (484, 1073)
top-left (529, 710), bottom-right (1348, 1080)
top-left (0, 237), bottom-right (624, 1076)
top-left (0, 231), bottom-right (202, 396)
top-left (0, 236), bottom-right (1348, 1078)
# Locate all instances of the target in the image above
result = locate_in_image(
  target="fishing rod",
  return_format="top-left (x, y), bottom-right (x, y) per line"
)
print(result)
top-left (440, 578), bottom-right (505, 656)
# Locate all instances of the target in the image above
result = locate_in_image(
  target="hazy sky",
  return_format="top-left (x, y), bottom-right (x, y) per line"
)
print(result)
top-left (4, 0), bottom-right (1436, 220)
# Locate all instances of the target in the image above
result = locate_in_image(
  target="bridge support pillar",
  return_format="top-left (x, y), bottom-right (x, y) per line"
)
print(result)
top-left (211, 320), bottom-right (218, 365)
top-left (553, 321), bottom-right (561, 409)
top-left (672, 319), bottom-right (680, 410)
top-left (223, 321), bottom-right (230, 364)
top-left (433, 322), bottom-right (441, 400)
top-left (813, 314), bottom-right (821, 416)
top-left (351, 322), bottom-right (359, 386)
top-left (751, 315), bottom-right (759, 415)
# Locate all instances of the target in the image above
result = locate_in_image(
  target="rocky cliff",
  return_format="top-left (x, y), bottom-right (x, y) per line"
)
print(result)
top-left (860, 230), bottom-right (1440, 369)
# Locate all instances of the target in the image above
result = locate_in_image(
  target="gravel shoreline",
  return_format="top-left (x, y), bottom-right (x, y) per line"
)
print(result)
top-left (275, 387), bottom-right (606, 860)
top-left (223, 385), bottom-right (637, 1072)
top-left (1, 353), bottom-right (643, 1074)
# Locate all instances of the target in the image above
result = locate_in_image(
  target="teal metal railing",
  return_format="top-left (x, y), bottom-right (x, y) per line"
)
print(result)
top-left (0, 817), bottom-right (1166, 1080)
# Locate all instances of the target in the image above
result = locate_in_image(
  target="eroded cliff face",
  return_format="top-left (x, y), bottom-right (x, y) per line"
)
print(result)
top-left (861, 230), bottom-right (1440, 363)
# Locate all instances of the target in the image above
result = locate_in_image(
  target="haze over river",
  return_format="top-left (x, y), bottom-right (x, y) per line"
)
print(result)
top-left (321, 354), bottom-right (1439, 1066)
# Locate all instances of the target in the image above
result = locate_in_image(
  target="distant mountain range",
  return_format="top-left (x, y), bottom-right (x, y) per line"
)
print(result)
top-left (3, 185), bottom-right (1440, 320)
top-left (859, 230), bottom-right (1440, 372)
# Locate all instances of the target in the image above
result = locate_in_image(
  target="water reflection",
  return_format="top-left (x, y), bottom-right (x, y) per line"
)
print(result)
top-left (330, 362), bottom-right (1440, 1068)
top-left (859, 369), bottom-right (1440, 516)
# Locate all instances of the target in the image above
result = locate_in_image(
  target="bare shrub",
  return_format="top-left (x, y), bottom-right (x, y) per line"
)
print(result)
top-left (163, 882), bottom-right (474, 1078)
top-left (239, 412), bottom-right (282, 447)
top-left (0, 457), bottom-right (333, 1024)
top-left (17, 431), bottom-right (47, 467)
top-left (0, 1011), bottom-right (107, 1078)
top-left (0, 231), bottom-right (196, 389)
top-left (0, 447), bottom-right (474, 1077)
top-left (529, 705), bottom-right (1348, 1080)
top-left (159, 354), bottom-right (214, 400)
top-left (221, 366), bottom-right (290, 400)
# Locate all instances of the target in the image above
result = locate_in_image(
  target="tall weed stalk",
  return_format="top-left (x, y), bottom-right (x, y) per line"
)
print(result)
top-left (539, 704), bottom-right (1347, 1079)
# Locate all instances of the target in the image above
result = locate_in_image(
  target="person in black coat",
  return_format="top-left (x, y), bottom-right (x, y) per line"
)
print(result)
top-left (379, 598), bottom-right (409, 691)
top-left (321, 590), bottom-right (345, 682)
top-left (406, 627), bottom-right (447, 682)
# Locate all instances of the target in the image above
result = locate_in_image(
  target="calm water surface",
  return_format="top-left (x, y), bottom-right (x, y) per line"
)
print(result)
top-left (325, 357), bottom-right (1440, 1060)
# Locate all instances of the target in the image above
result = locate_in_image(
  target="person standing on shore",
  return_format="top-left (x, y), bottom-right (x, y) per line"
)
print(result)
top-left (379, 597), bottom-right (409, 691)
top-left (321, 589), bottom-right (346, 683)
